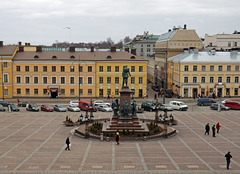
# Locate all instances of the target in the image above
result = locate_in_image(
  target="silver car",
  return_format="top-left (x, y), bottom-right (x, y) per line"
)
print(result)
top-left (98, 105), bottom-right (113, 112)
top-left (54, 105), bottom-right (67, 112)
top-left (67, 105), bottom-right (80, 112)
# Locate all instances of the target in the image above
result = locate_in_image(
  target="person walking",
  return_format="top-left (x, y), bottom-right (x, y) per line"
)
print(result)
top-left (212, 125), bottom-right (216, 137)
top-left (225, 151), bottom-right (232, 169)
top-left (115, 132), bottom-right (120, 145)
top-left (65, 137), bottom-right (70, 151)
top-left (17, 98), bottom-right (20, 103)
top-left (205, 123), bottom-right (210, 135)
top-left (107, 94), bottom-right (110, 100)
top-left (216, 122), bottom-right (221, 133)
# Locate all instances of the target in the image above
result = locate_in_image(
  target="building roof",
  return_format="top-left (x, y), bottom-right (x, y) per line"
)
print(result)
top-left (156, 30), bottom-right (177, 43)
top-left (13, 50), bottom-right (148, 62)
top-left (0, 45), bottom-right (17, 56)
top-left (168, 51), bottom-right (240, 64)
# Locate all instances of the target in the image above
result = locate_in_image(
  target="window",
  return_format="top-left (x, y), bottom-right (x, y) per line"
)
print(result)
top-left (26, 88), bottom-right (30, 95)
top-left (70, 66), bottom-right (74, 72)
top-left (234, 88), bottom-right (238, 96)
top-left (139, 66), bottom-right (143, 72)
top-left (79, 89), bottom-right (83, 95)
top-left (43, 66), bottom-right (47, 72)
top-left (34, 66), bottom-right (38, 72)
top-left (25, 66), bottom-right (29, 72)
top-left (88, 66), bottom-right (92, 72)
top-left (210, 65), bottom-right (214, 71)
top-left (52, 77), bottom-right (56, 84)
top-left (115, 89), bottom-right (119, 95)
top-left (25, 76), bottom-right (30, 84)
top-left (235, 65), bottom-right (239, 71)
top-left (3, 62), bottom-right (7, 68)
top-left (79, 66), bottom-right (83, 72)
top-left (16, 66), bottom-right (20, 72)
top-left (16, 76), bottom-right (21, 83)
top-left (234, 42), bottom-right (237, 47)
top-left (61, 77), bottom-right (65, 84)
top-left (88, 77), bottom-right (92, 84)
top-left (70, 77), bottom-right (74, 84)
top-left (184, 77), bottom-right (188, 83)
top-left (34, 77), bottom-right (38, 84)
top-left (4, 89), bottom-right (8, 96)
top-left (228, 42), bottom-right (231, 47)
top-left (107, 66), bottom-right (111, 72)
top-left (139, 77), bottom-right (143, 84)
top-left (107, 89), bottom-right (111, 95)
top-left (210, 77), bottom-right (214, 83)
top-left (131, 66), bottom-right (135, 72)
top-left (70, 89), bottom-right (74, 95)
top-left (226, 77), bottom-right (231, 83)
top-left (184, 66), bottom-right (189, 71)
top-left (60, 89), bottom-right (65, 95)
top-left (226, 88), bottom-right (230, 95)
top-left (43, 77), bottom-right (48, 84)
top-left (202, 65), bottom-right (206, 72)
top-left (17, 88), bottom-right (21, 95)
top-left (43, 89), bottom-right (48, 95)
top-left (61, 66), bottom-right (65, 72)
top-left (3, 74), bottom-right (8, 83)
top-left (218, 65), bottom-right (222, 71)
top-left (235, 76), bottom-right (239, 83)
top-left (193, 65), bottom-right (197, 71)
top-left (201, 77), bottom-right (205, 83)
top-left (107, 77), bottom-right (111, 84)
top-left (52, 66), bottom-right (56, 72)
top-left (193, 77), bottom-right (197, 83)
top-left (99, 77), bottom-right (103, 84)
top-left (88, 89), bottom-right (92, 95)
top-left (115, 77), bottom-right (119, 84)
top-left (131, 77), bottom-right (135, 84)
top-left (34, 89), bottom-right (38, 95)
top-left (147, 48), bottom-right (151, 52)
top-left (227, 65), bottom-right (231, 71)
top-left (218, 76), bottom-right (222, 83)
top-left (99, 66), bottom-right (103, 72)
top-left (115, 66), bottom-right (119, 72)
top-left (79, 77), bottom-right (83, 84)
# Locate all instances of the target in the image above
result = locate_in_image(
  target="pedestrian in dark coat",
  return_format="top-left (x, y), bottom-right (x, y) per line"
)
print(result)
top-left (225, 151), bottom-right (232, 169)
top-left (212, 125), bottom-right (216, 137)
top-left (115, 132), bottom-right (120, 145)
top-left (65, 137), bottom-right (70, 151)
top-left (216, 122), bottom-right (221, 133)
top-left (107, 94), bottom-right (110, 100)
top-left (205, 123), bottom-right (210, 135)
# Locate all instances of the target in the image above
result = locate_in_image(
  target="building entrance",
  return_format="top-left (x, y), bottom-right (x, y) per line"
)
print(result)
top-left (50, 88), bottom-right (58, 98)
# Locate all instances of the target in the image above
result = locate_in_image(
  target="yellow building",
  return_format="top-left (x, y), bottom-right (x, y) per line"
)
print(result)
top-left (0, 42), bottom-right (18, 99)
top-left (8, 46), bottom-right (148, 99)
top-left (169, 49), bottom-right (240, 98)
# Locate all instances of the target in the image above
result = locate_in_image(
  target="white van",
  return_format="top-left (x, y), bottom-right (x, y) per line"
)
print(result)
top-left (169, 101), bottom-right (188, 111)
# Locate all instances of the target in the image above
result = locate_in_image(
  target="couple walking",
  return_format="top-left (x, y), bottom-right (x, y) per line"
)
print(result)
top-left (205, 123), bottom-right (221, 137)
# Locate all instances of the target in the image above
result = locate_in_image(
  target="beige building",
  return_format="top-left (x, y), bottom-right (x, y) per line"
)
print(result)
top-left (168, 49), bottom-right (240, 98)
top-left (155, 25), bottom-right (203, 89)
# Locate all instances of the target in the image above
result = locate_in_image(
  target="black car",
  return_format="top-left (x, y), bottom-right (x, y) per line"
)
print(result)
top-left (18, 101), bottom-right (30, 107)
top-left (210, 103), bottom-right (230, 111)
top-left (10, 104), bottom-right (20, 111)
top-left (0, 101), bottom-right (12, 107)
top-left (0, 104), bottom-right (6, 111)
top-left (141, 102), bottom-right (157, 112)
top-left (26, 104), bottom-right (39, 112)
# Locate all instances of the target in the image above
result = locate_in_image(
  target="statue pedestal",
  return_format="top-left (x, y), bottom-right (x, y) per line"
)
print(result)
top-left (119, 87), bottom-right (132, 114)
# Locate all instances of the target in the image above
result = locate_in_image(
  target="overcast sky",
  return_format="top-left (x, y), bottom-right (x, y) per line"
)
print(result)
top-left (1, 0), bottom-right (240, 45)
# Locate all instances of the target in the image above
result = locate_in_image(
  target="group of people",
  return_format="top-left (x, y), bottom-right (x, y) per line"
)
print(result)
top-left (205, 122), bottom-right (221, 137)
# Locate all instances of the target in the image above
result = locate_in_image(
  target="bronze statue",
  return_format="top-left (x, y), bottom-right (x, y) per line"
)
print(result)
top-left (131, 100), bottom-right (137, 117)
top-left (122, 65), bottom-right (131, 88)
top-left (112, 99), bottom-right (119, 116)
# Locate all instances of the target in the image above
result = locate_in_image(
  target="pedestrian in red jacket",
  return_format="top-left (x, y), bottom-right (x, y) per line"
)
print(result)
top-left (216, 122), bottom-right (221, 133)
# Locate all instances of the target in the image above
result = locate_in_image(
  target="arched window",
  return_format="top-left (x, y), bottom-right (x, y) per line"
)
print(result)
top-left (70, 55), bottom-right (75, 59)
top-left (106, 55), bottom-right (112, 59)
top-left (52, 55), bottom-right (57, 59)
top-left (34, 55), bottom-right (39, 59)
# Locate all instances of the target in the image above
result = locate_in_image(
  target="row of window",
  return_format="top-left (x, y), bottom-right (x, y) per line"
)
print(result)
top-left (183, 76), bottom-right (240, 83)
top-left (99, 77), bottom-right (143, 84)
top-left (15, 65), bottom-right (144, 73)
top-left (184, 65), bottom-right (240, 72)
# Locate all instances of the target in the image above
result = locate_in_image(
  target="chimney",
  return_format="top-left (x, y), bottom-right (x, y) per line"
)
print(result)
top-left (90, 46), bottom-right (94, 52)
top-left (25, 42), bottom-right (28, 46)
top-left (168, 29), bottom-right (171, 32)
top-left (131, 48), bottom-right (136, 55)
top-left (18, 41), bottom-right (22, 46)
top-left (184, 24), bottom-right (187, 29)
top-left (36, 46), bottom-right (42, 52)
top-left (69, 46), bottom-right (75, 52)
top-left (0, 41), bottom-right (3, 47)
top-left (125, 47), bottom-right (129, 52)
top-left (110, 46), bottom-right (116, 52)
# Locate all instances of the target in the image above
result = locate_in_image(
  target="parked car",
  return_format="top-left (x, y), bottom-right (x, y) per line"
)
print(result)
top-left (26, 104), bottom-right (39, 112)
top-left (41, 105), bottom-right (54, 112)
top-left (54, 105), bottom-right (67, 112)
top-left (93, 100), bottom-right (110, 106)
top-left (10, 104), bottom-right (20, 111)
top-left (224, 101), bottom-right (240, 110)
top-left (69, 100), bottom-right (79, 107)
top-left (169, 101), bottom-right (188, 111)
top-left (79, 100), bottom-right (97, 112)
top-left (164, 89), bottom-right (173, 98)
top-left (198, 98), bottom-right (216, 106)
top-left (141, 102), bottom-right (157, 112)
top-left (67, 105), bottom-right (80, 112)
top-left (18, 101), bottom-right (30, 107)
top-left (0, 104), bottom-right (6, 111)
top-left (97, 104), bottom-right (113, 112)
top-left (0, 100), bottom-right (12, 107)
top-left (210, 103), bottom-right (230, 111)
top-left (221, 99), bottom-right (231, 104)
top-left (157, 103), bottom-right (173, 111)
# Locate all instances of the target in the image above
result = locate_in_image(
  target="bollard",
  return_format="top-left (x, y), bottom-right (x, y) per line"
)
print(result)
top-left (218, 103), bottom-right (221, 112)
top-left (8, 105), bottom-right (11, 112)
top-left (100, 133), bottom-right (103, 141)
top-left (169, 123), bottom-right (172, 127)
top-left (106, 137), bottom-right (109, 141)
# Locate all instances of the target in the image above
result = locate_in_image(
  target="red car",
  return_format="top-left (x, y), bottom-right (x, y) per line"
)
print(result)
top-left (41, 105), bottom-right (54, 112)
